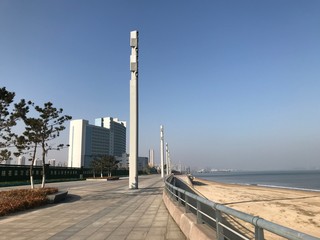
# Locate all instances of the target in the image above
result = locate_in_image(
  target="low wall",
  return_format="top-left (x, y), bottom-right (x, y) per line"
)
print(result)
top-left (163, 190), bottom-right (216, 240)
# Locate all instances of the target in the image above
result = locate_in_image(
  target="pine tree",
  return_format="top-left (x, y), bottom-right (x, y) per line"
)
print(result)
top-left (0, 87), bottom-right (28, 162)
top-left (17, 101), bottom-right (71, 188)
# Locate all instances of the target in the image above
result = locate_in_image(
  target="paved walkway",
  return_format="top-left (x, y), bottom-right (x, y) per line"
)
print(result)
top-left (0, 175), bottom-right (186, 240)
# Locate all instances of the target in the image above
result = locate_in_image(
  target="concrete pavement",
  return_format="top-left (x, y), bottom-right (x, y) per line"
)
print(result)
top-left (0, 175), bottom-right (186, 240)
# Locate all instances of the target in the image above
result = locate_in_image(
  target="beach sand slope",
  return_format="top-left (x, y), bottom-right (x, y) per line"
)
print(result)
top-left (192, 178), bottom-right (320, 238)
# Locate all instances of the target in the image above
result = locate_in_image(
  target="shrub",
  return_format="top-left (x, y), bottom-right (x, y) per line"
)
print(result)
top-left (0, 188), bottom-right (58, 216)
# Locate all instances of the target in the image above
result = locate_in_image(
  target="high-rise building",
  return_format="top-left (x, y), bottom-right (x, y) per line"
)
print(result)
top-left (95, 117), bottom-right (126, 157)
top-left (68, 117), bottom-right (126, 168)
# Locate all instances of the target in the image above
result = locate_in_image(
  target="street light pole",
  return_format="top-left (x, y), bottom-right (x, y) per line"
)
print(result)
top-left (167, 145), bottom-right (171, 175)
top-left (165, 142), bottom-right (169, 176)
top-left (129, 30), bottom-right (139, 189)
top-left (160, 125), bottom-right (164, 178)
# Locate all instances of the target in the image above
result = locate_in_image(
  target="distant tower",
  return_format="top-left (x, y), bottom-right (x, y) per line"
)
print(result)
top-left (129, 30), bottom-right (139, 189)
top-left (48, 159), bottom-right (56, 166)
top-left (160, 125), bottom-right (164, 178)
top-left (18, 156), bottom-right (25, 165)
top-left (149, 149), bottom-right (154, 167)
top-left (34, 158), bottom-right (42, 166)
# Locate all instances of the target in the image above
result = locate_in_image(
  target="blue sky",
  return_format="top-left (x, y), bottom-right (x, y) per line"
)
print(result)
top-left (1, 1), bottom-right (320, 170)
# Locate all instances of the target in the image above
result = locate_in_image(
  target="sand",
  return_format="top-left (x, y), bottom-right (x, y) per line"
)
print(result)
top-left (191, 177), bottom-right (320, 239)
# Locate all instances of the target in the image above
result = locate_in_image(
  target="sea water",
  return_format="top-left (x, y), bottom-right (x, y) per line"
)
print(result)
top-left (193, 170), bottom-right (320, 192)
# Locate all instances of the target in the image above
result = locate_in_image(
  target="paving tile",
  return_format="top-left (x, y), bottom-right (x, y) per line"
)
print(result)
top-left (0, 176), bottom-right (185, 240)
top-left (111, 227), bottom-right (133, 235)
top-left (166, 230), bottom-right (186, 239)
top-left (152, 220), bottom-right (168, 227)
top-left (126, 229), bottom-right (149, 240)
top-left (105, 233), bottom-right (127, 240)
top-left (86, 231), bottom-right (112, 240)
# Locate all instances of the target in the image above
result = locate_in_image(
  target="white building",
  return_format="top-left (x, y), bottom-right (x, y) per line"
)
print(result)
top-left (95, 117), bottom-right (126, 157)
top-left (68, 117), bottom-right (126, 168)
top-left (18, 156), bottom-right (25, 165)
top-left (34, 159), bottom-right (42, 166)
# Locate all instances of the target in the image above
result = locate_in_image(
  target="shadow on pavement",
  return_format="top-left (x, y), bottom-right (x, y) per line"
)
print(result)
top-left (64, 194), bottom-right (82, 203)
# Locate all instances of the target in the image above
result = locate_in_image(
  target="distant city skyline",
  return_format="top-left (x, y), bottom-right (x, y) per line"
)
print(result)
top-left (1, 1), bottom-right (320, 170)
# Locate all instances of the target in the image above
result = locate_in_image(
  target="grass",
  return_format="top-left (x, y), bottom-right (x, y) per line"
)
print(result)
top-left (0, 187), bottom-right (58, 216)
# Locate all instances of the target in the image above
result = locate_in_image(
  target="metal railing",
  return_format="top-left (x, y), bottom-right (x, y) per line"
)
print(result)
top-left (165, 176), bottom-right (319, 240)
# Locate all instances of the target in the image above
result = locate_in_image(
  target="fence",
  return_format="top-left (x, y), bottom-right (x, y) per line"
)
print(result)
top-left (165, 175), bottom-right (318, 240)
top-left (0, 164), bottom-right (130, 183)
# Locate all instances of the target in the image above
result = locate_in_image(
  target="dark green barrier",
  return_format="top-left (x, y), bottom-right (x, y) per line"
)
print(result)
top-left (0, 164), bottom-right (154, 184)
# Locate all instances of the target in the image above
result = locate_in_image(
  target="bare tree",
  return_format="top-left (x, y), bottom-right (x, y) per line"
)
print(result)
top-left (90, 157), bottom-right (101, 178)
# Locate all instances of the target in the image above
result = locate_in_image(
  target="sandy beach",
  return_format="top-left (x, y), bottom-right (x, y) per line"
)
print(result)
top-left (191, 177), bottom-right (320, 238)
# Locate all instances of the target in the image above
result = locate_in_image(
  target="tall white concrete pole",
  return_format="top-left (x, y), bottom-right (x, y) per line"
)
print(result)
top-left (149, 149), bottom-right (154, 167)
top-left (129, 30), bottom-right (139, 189)
top-left (160, 125), bottom-right (164, 178)
top-left (165, 143), bottom-right (169, 176)
top-left (169, 151), bottom-right (171, 174)
top-left (167, 144), bottom-right (171, 175)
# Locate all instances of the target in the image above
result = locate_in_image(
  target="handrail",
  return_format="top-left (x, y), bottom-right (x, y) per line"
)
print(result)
top-left (164, 176), bottom-right (319, 240)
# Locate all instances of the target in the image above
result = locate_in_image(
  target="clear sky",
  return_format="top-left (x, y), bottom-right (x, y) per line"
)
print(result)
top-left (1, 1), bottom-right (320, 170)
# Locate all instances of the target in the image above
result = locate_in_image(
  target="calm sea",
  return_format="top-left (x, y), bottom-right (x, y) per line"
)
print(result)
top-left (193, 170), bottom-right (320, 192)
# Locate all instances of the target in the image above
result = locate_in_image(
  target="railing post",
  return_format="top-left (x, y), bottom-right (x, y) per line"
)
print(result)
top-left (196, 200), bottom-right (203, 224)
top-left (185, 194), bottom-right (189, 213)
top-left (174, 188), bottom-right (178, 201)
top-left (216, 210), bottom-right (224, 240)
top-left (178, 191), bottom-right (181, 204)
top-left (170, 186), bottom-right (174, 200)
top-left (255, 225), bottom-right (264, 240)
top-left (168, 184), bottom-right (172, 200)
top-left (253, 216), bottom-right (264, 240)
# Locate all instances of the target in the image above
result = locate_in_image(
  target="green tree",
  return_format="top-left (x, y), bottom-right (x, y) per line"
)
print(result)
top-left (0, 87), bottom-right (28, 162)
top-left (16, 101), bottom-right (71, 188)
top-left (91, 155), bottom-right (119, 178)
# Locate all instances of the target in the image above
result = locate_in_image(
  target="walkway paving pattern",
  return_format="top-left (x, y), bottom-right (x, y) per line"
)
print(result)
top-left (0, 175), bottom-right (186, 240)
